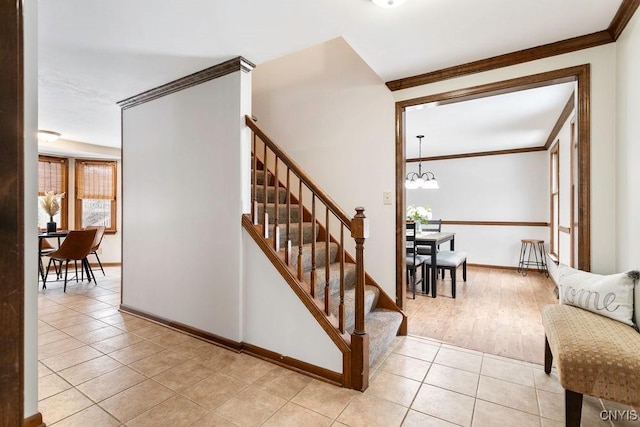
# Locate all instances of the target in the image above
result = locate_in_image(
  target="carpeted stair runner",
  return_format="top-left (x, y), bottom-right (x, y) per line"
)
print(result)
top-left (252, 167), bottom-right (402, 366)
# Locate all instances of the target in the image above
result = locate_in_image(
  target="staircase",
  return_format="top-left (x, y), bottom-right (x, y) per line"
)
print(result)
top-left (243, 116), bottom-right (406, 390)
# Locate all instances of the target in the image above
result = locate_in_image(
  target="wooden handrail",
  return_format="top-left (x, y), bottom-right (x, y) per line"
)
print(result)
top-left (245, 115), bottom-right (352, 227)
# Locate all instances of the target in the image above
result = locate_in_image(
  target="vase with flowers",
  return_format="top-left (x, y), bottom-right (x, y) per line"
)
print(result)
top-left (41, 191), bottom-right (65, 232)
top-left (406, 205), bottom-right (430, 232)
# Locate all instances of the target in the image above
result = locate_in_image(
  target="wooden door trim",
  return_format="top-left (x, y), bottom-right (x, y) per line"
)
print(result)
top-left (394, 65), bottom-right (591, 308)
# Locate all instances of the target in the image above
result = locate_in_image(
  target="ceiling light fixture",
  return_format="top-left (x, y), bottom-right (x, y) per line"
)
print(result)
top-left (371, 0), bottom-right (407, 8)
top-left (405, 135), bottom-right (439, 190)
top-left (37, 130), bottom-right (61, 142)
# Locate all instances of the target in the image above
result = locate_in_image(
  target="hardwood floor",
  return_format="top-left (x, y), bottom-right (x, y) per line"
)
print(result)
top-left (404, 266), bottom-right (558, 365)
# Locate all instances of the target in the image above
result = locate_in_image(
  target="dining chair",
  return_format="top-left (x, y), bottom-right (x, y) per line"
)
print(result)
top-left (44, 229), bottom-right (97, 292)
top-left (84, 225), bottom-right (106, 275)
top-left (417, 219), bottom-right (442, 255)
top-left (406, 221), bottom-right (430, 299)
top-left (39, 238), bottom-right (60, 280)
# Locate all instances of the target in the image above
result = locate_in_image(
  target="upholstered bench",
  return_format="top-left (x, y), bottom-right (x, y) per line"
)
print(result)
top-left (434, 250), bottom-right (467, 298)
top-left (542, 304), bottom-right (640, 426)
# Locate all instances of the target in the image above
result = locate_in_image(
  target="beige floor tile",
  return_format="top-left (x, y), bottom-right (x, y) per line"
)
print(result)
top-left (38, 388), bottom-right (94, 425)
top-left (112, 316), bottom-right (153, 332)
top-left (224, 353), bottom-right (281, 384)
top-left (39, 308), bottom-right (80, 322)
top-left (38, 322), bottom-right (57, 334)
top-left (128, 349), bottom-right (189, 377)
top-left (476, 376), bottom-right (539, 415)
top-left (128, 323), bottom-right (169, 339)
top-left (39, 373), bottom-right (73, 400)
top-left (411, 384), bottom-right (475, 427)
top-left (90, 332), bottom-right (145, 354)
top-left (401, 409), bottom-right (459, 426)
top-left (153, 358), bottom-right (216, 393)
top-left (99, 379), bottom-right (175, 423)
top-left (46, 313), bottom-right (96, 329)
top-left (38, 362), bottom-right (54, 378)
top-left (540, 418), bottom-right (564, 427)
top-left (582, 397), bottom-right (611, 427)
top-left (393, 339), bottom-right (440, 362)
top-left (214, 385), bottom-right (287, 426)
top-left (88, 307), bottom-right (121, 319)
top-left (379, 353), bottom-right (431, 382)
top-left (192, 412), bottom-right (239, 426)
top-left (472, 399), bottom-right (541, 427)
top-left (71, 301), bottom-right (113, 314)
top-left (60, 319), bottom-right (110, 337)
top-left (337, 394), bottom-right (408, 427)
top-left (97, 312), bottom-right (134, 325)
top-left (532, 368), bottom-right (564, 395)
top-left (57, 355), bottom-right (123, 386)
top-left (537, 389), bottom-right (564, 422)
top-left (76, 366), bottom-right (146, 402)
top-left (263, 402), bottom-right (332, 426)
top-left (198, 347), bottom-right (244, 371)
top-left (38, 329), bottom-right (72, 346)
top-left (600, 399), bottom-right (640, 427)
top-left (433, 347), bottom-right (483, 374)
top-left (73, 325), bottom-right (125, 344)
top-left (424, 363), bottom-right (479, 397)
top-left (41, 345), bottom-right (103, 372)
top-left (107, 340), bottom-right (165, 364)
top-left (126, 395), bottom-right (207, 427)
top-left (480, 356), bottom-right (535, 387)
top-left (291, 379), bottom-right (358, 419)
top-left (181, 372), bottom-right (248, 410)
top-left (253, 367), bottom-right (313, 400)
top-left (38, 337), bottom-right (86, 360)
top-left (365, 371), bottom-right (421, 407)
top-left (148, 330), bottom-right (192, 348)
top-left (168, 336), bottom-right (220, 358)
top-left (49, 404), bottom-right (120, 427)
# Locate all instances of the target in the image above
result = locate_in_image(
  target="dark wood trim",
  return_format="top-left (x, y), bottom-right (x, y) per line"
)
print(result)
top-left (87, 262), bottom-right (121, 268)
top-left (386, 31), bottom-right (612, 91)
top-left (544, 92), bottom-right (575, 150)
top-left (407, 146), bottom-right (546, 163)
top-left (243, 343), bottom-right (342, 386)
top-left (119, 304), bottom-right (243, 352)
top-left (395, 64), bottom-right (592, 304)
top-left (442, 220), bottom-right (549, 227)
top-left (0, 0), bottom-right (25, 423)
top-left (608, 0), bottom-right (640, 40)
top-left (559, 226), bottom-right (571, 234)
top-left (24, 412), bottom-right (44, 427)
top-left (242, 214), bottom-right (351, 354)
top-left (117, 57), bottom-right (255, 109)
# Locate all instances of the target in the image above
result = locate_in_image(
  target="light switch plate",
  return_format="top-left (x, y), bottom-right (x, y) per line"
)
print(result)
top-left (383, 191), bottom-right (393, 205)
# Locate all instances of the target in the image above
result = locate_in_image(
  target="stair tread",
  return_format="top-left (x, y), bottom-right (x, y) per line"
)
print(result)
top-left (365, 309), bottom-right (404, 366)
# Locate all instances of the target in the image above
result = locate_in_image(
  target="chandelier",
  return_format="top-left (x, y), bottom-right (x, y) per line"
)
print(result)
top-left (405, 135), bottom-right (439, 190)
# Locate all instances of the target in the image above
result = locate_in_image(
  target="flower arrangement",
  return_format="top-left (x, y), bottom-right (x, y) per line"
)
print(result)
top-left (40, 191), bottom-right (65, 222)
top-left (406, 205), bottom-right (430, 223)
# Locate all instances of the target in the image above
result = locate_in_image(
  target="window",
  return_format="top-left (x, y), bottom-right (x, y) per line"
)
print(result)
top-left (75, 160), bottom-right (117, 232)
top-left (38, 156), bottom-right (68, 230)
top-left (550, 143), bottom-right (559, 258)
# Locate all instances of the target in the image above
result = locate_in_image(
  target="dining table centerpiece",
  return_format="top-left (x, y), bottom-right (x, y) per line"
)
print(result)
top-left (41, 190), bottom-right (65, 232)
top-left (406, 205), bottom-right (430, 232)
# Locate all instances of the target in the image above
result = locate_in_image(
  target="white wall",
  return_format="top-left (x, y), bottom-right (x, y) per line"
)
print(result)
top-left (242, 231), bottom-right (343, 372)
top-left (252, 37), bottom-right (397, 296)
top-left (24, 0), bottom-right (39, 418)
top-left (394, 44), bottom-right (618, 274)
top-left (407, 151), bottom-right (549, 267)
top-left (122, 71), bottom-right (249, 342)
top-left (616, 11), bottom-right (640, 271)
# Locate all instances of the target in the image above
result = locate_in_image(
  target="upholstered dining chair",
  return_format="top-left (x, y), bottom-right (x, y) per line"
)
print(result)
top-left (44, 229), bottom-right (97, 292)
top-left (84, 225), bottom-right (106, 275)
top-left (417, 219), bottom-right (442, 256)
top-left (406, 221), bottom-right (430, 299)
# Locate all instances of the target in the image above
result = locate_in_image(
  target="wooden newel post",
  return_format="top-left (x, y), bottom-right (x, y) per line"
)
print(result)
top-left (350, 206), bottom-right (369, 391)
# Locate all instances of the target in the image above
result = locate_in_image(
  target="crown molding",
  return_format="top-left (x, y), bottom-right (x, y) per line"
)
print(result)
top-left (608, 0), bottom-right (640, 40)
top-left (118, 56), bottom-right (255, 109)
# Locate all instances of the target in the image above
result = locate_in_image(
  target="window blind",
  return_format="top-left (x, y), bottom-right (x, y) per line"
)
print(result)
top-left (76, 161), bottom-right (116, 200)
top-left (38, 156), bottom-right (66, 196)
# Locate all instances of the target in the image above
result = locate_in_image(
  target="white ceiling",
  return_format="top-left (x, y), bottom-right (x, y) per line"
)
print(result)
top-left (405, 82), bottom-right (576, 158)
top-left (38, 0), bottom-right (622, 149)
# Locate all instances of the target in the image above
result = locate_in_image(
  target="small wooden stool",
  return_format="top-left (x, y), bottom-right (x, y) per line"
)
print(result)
top-left (517, 239), bottom-right (548, 277)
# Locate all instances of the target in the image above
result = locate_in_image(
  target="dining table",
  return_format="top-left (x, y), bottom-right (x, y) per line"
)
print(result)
top-left (414, 231), bottom-right (456, 298)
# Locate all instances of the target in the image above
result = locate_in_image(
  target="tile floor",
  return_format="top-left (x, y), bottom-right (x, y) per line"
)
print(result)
top-left (38, 267), bottom-right (638, 426)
